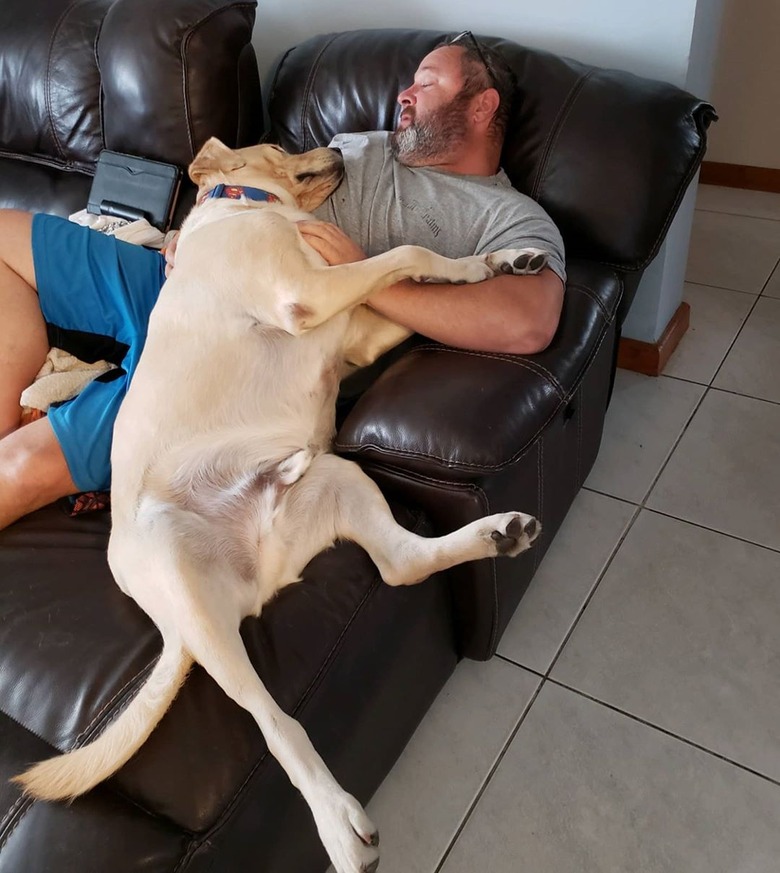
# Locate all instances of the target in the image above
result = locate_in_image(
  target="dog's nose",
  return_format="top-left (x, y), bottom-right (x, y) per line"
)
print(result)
top-left (329, 147), bottom-right (342, 156)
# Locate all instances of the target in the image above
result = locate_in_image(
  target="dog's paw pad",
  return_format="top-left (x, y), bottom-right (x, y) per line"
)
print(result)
top-left (514, 252), bottom-right (548, 273)
top-left (488, 512), bottom-right (541, 556)
top-left (487, 248), bottom-right (549, 276)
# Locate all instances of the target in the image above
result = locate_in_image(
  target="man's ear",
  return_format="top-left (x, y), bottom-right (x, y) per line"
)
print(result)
top-left (189, 137), bottom-right (247, 185)
top-left (472, 88), bottom-right (501, 129)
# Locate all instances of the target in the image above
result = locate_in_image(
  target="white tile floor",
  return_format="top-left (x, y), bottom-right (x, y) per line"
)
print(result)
top-left (362, 185), bottom-right (780, 873)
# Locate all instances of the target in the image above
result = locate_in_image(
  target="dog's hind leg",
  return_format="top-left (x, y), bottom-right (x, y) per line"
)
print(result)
top-left (272, 455), bottom-right (540, 587)
top-left (174, 588), bottom-right (380, 873)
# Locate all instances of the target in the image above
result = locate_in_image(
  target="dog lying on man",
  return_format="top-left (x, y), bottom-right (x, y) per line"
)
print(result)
top-left (14, 137), bottom-right (545, 873)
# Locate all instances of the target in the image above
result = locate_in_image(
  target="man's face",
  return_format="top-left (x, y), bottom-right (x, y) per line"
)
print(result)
top-left (391, 46), bottom-right (473, 167)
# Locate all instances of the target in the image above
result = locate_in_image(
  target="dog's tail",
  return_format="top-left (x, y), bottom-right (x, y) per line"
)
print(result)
top-left (13, 641), bottom-right (192, 801)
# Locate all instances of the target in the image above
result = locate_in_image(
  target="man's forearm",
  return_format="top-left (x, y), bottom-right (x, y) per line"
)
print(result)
top-left (366, 268), bottom-right (564, 355)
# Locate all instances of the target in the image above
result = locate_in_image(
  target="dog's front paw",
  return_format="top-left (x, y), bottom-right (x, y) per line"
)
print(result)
top-left (484, 511), bottom-right (541, 557)
top-left (314, 790), bottom-right (380, 873)
top-left (416, 255), bottom-right (493, 285)
top-left (486, 248), bottom-right (549, 276)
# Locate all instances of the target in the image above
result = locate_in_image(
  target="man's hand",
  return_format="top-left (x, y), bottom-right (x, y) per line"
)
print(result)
top-left (297, 220), bottom-right (366, 266)
top-left (163, 231), bottom-right (180, 278)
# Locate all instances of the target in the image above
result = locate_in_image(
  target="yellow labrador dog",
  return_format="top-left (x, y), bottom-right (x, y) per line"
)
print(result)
top-left (15, 138), bottom-right (544, 873)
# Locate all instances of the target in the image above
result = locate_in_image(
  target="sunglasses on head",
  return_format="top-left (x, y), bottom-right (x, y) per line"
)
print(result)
top-left (448, 30), bottom-right (497, 88)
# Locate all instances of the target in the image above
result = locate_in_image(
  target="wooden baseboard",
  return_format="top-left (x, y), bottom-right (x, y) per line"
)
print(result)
top-left (700, 161), bottom-right (780, 193)
top-left (618, 302), bottom-right (690, 376)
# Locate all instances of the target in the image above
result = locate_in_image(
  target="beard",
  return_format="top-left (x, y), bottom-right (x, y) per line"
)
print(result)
top-left (390, 92), bottom-right (472, 166)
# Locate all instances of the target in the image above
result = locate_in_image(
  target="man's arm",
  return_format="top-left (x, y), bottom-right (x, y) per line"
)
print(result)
top-left (366, 271), bottom-right (562, 355)
top-left (298, 220), bottom-right (564, 355)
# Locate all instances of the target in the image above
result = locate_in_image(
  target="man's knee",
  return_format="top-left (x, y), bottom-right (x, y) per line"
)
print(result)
top-left (0, 419), bottom-right (77, 513)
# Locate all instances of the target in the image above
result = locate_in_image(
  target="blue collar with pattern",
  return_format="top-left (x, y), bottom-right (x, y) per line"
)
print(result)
top-left (204, 184), bottom-right (280, 204)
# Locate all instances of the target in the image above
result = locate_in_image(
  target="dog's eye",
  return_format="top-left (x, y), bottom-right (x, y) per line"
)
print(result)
top-left (296, 172), bottom-right (319, 181)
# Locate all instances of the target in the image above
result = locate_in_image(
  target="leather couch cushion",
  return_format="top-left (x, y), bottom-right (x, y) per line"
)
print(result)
top-left (0, 502), bottom-right (439, 833)
top-left (0, 0), bottom-right (110, 172)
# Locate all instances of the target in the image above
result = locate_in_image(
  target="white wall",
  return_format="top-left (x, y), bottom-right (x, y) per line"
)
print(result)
top-left (706, 0), bottom-right (780, 169)
top-left (254, 0), bottom-right (701, 88)
top-left (253, 0), bottom-right (725, 344)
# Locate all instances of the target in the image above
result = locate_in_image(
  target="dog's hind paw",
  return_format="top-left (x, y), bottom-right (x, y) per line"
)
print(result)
top-left (486, 248), bottom-right (549, 276)
top-left (484, 511), bottom-right (541, 557)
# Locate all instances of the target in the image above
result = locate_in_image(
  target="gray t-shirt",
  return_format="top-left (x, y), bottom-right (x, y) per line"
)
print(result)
top-left (313, 131), bottom-right (566, 283)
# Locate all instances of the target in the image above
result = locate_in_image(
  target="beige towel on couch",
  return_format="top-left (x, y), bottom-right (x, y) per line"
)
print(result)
top-left (20, 348), bottom-right (116, 414)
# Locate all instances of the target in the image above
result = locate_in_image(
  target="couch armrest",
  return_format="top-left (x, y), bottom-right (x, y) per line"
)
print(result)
top-left (335, 260), bottom-right (621, 659)
top-left (335, 260), bottom-right (621, 480)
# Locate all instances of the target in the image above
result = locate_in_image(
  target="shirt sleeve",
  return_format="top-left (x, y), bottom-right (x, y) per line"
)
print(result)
top-left (477, 193), bottom-right (567, 285)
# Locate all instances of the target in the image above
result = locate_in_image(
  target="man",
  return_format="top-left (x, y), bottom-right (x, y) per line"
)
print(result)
top-left (0, 34), bottom-right (565, 531)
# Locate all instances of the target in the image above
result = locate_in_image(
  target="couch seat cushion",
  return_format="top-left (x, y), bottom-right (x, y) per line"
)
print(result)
top-left (0, 501), bottom-right (442, 834)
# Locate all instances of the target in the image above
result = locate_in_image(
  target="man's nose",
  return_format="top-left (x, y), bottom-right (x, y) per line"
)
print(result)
top-left (397, 86), bottom-right (416, 107)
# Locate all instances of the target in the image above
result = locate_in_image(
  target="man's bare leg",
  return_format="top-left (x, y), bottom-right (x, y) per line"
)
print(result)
top-left (0, 210), bottom-right (49, 437)
top-left (0, 417), bottom-right (77, 529)
top-left (0, 210), bottom-right (76, 529)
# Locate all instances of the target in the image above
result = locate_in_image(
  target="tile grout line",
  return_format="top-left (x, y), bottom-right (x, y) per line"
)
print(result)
top-left (546, 677), bottom-right (780, 790)
top-left (695, 205), bottom-right (780, 223)
top-left (708, 253), bottom-right (779, 386)
top-left (541, 502), bottom-right (643, 679)
top-left (431, 674), bottom-right (546, 873)
top-left (684, 278), bottom-right (761, 297)
top-left (641, 504), bottom-right (780, 555)
top-left (707, 384), bottom-right (780, 409)
top-left (636, 381), bottom-right (710, 508)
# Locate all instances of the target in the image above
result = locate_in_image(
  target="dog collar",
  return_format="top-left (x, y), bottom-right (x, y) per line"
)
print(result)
top-left (203, 184), bottom-right (281, 204)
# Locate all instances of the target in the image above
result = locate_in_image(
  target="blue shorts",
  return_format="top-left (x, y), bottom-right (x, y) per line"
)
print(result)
top-left (31, 214), bottom-right (167, 491)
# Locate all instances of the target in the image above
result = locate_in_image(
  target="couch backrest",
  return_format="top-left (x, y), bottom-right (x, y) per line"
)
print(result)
top-left (0, 0), bottom-right (262, 217)
top-left (267, 28), bottom-right (716, 276)
top-left (0, 0), bottom-right (112, 171)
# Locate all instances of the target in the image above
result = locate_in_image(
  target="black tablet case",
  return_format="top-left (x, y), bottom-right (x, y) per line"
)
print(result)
top-left (87, 150), bottom-right (182, 231)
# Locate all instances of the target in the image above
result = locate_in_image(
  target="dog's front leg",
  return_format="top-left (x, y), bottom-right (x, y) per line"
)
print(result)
top-left (280, 244), bottom-right (550, 335)
top-left (278, 244), bottom-right (495, 334)
top-left (341, 305), bottom-right (413, 369)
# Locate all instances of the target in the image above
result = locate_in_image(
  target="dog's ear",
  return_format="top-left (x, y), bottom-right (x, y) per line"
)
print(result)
top-left (189, 137), bottom-right (247, 185)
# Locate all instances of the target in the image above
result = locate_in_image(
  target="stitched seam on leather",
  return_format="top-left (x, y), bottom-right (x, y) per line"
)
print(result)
top-left (173, 511), bottom-right (432, 870)
top-left (0, 150), bottom-right (93, 173)
top-left (532, 440), bottom-right (544, 576)
top-left (179, 4), bottom-right (256, 159)
top-left (633, 127), bottom-right (708, 271)
top-left (0, 661), bottom-right (157, 849)
top-left (93, 6), bottom-right (109, 153)
top-left (73, 658), bottom-right (157, 746)
top-left (362, 463), bottom-right (486, 493)
top-left (530, 69), bottom-right (595, 200)
top-left (299, 35), bottom-right (340, 151)
top-left (45, 1), bottom-right (80, 161)
top-left (480, 487), bottom-right (501, 656)
top-left (566, 282), bottom-right (612, 320)
top-left (411, 345), bottom-right (565, 397)
top-left (0, 795), bottom-right (34, 854)
top-left (576, 384), bottom-right (583, 486)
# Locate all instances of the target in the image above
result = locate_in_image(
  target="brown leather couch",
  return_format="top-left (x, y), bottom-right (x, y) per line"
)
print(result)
top-left (0, 2), bottom-right (715, 871)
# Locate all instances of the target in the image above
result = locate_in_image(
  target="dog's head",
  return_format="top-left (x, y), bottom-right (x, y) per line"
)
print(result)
top-left (189, 138), bottom-right (344, 211)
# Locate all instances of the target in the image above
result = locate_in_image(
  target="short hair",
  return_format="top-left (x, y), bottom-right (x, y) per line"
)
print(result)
top-left (437, 35), bottom-right (518, 142)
